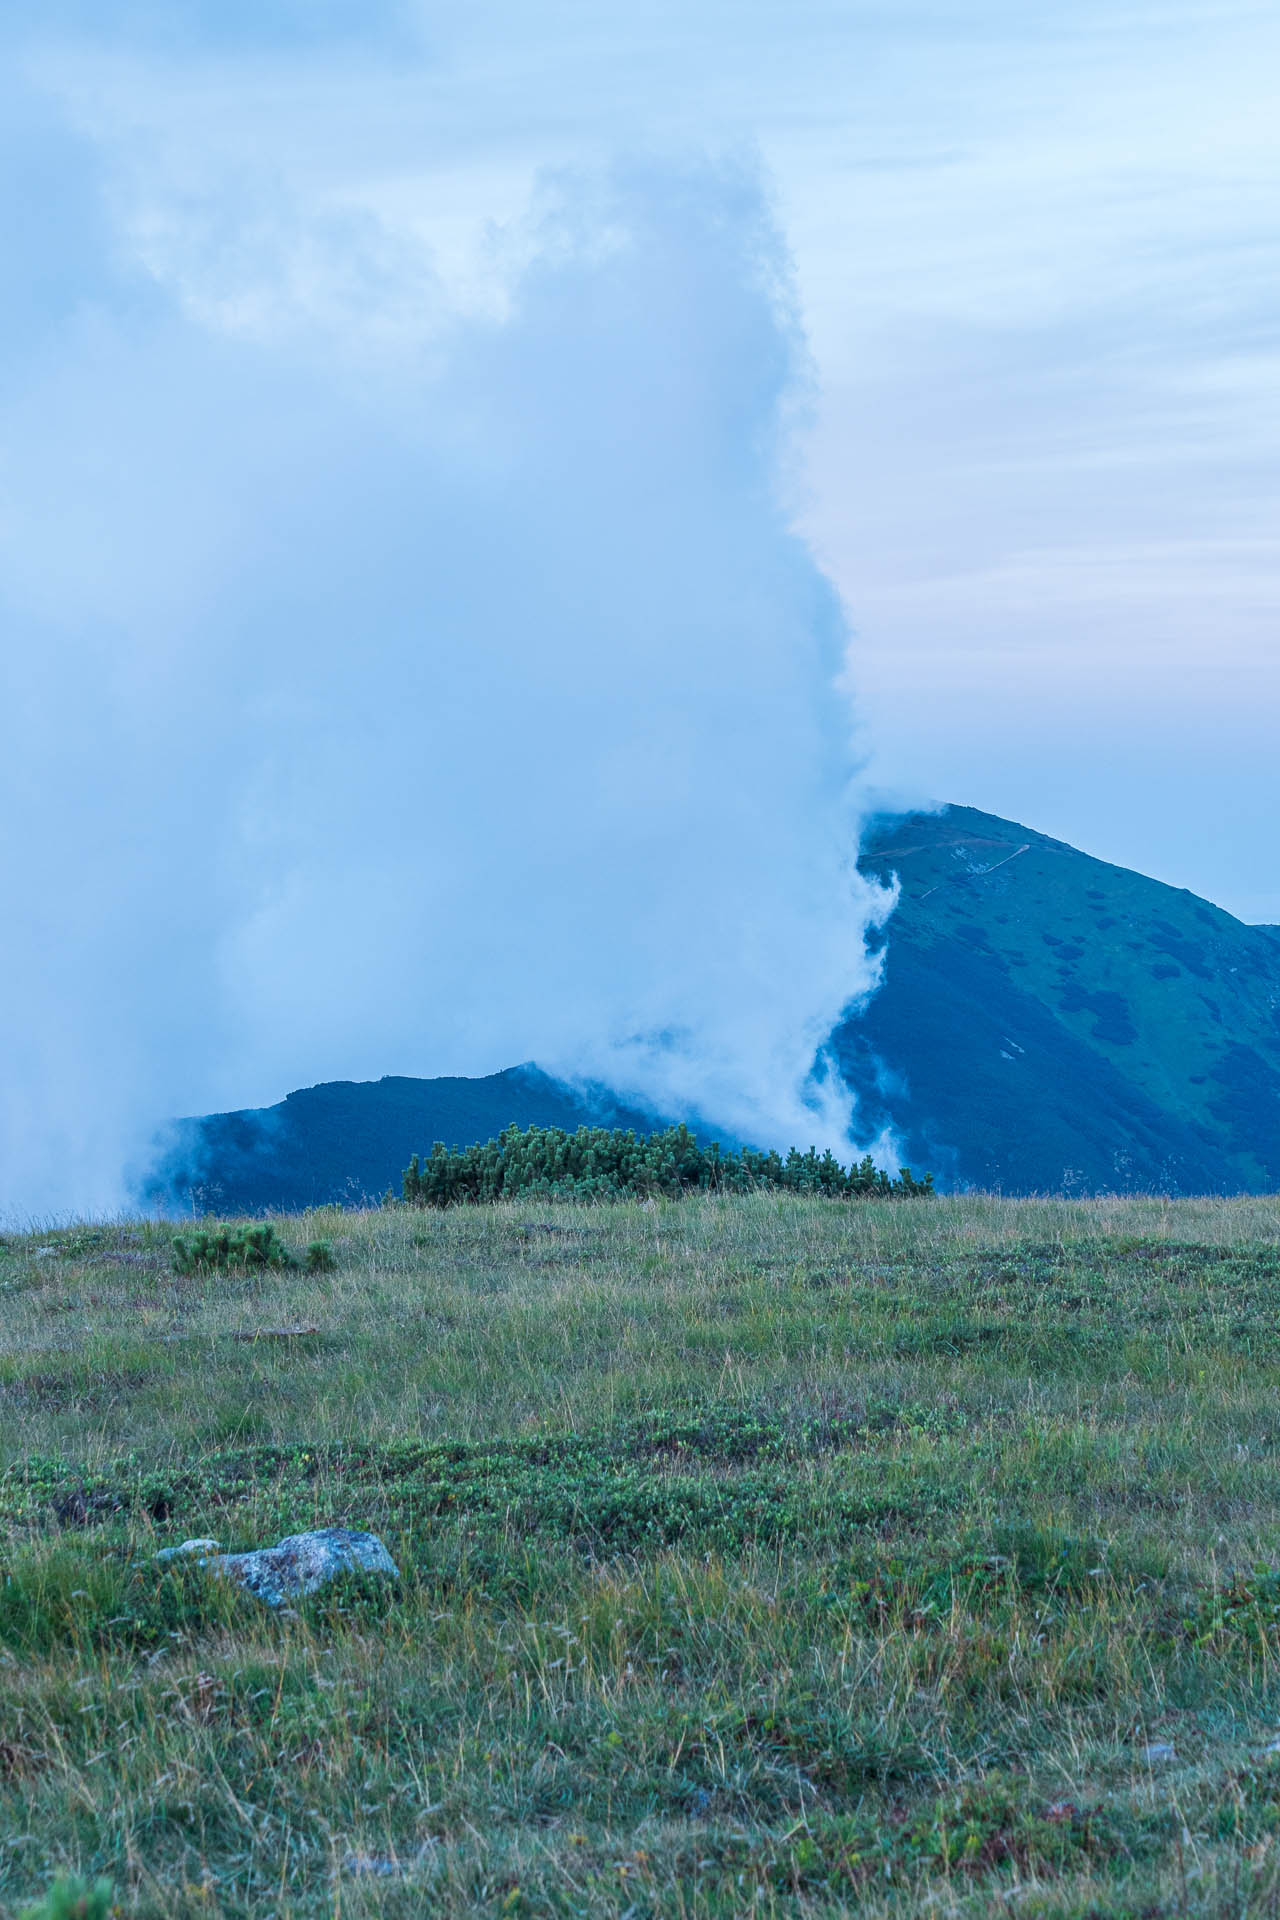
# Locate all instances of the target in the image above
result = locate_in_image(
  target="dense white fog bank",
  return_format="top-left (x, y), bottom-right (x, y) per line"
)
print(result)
top-left (0, 120), bottom-right (887, 1216)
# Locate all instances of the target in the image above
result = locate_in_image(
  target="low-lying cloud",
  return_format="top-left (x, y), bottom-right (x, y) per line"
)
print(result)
top-left (0, 104), bottom-right (889, 1217)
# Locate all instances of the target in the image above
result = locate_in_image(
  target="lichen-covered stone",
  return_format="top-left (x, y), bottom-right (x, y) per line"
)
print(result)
top-left (155, 1527), bottom-right (398, 1606)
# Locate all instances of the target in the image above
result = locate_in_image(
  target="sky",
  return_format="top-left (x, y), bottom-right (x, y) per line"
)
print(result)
top-left (9, 0), bottom-right (1275, 910)
top-left (2, 1), bottom-right (1277, 1212)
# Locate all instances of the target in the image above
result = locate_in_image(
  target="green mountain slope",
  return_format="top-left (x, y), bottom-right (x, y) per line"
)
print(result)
top-left (838, 805), bottom-right (1280, 1192)
top-left (145, 805), bottom-right (1280, 1207)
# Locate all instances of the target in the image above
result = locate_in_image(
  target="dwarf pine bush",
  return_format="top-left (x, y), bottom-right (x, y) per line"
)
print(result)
top-left (171, 1225), bottom-right (336, 1274)
top-left (20, 1876), bottom-right (115, 1920)
top-left (401, 1122), bottom-right (932, 1206)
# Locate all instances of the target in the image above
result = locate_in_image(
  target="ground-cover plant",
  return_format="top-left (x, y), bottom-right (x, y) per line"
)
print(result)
top-left (401, 1120), bottom-right (934, 1205)
top-left (170, 1224), bottom-right (335, 1275)
top-left (19, 1877), bottom-right (115, 1920)
top-left (4, 1191), bottom-right (1280, 1916)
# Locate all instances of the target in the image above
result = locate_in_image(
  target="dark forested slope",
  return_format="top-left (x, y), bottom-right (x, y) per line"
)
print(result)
top-left (144, 1067), bottom-right (661, 1214)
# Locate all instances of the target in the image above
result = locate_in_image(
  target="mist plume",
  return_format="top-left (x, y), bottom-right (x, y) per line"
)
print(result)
top-left (0, 132), bottom-right (890, 1217)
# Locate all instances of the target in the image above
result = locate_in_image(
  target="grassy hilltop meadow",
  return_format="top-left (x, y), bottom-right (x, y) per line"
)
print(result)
top-left (7, 1192), bottom-right (1280, 1915)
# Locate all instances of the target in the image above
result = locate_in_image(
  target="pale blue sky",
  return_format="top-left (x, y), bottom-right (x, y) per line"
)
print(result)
top-left (9, 0), bottom-right (1276, 912)
top-left (2, 1), bottom-right (1278, 1211)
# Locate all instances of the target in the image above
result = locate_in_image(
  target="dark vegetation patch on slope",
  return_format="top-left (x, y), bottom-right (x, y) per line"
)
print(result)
top-left (399, 1123), bottom-right (931, 1205)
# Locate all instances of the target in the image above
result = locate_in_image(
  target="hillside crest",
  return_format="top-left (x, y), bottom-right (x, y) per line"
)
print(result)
top-left (143, 804), bottom-right (1280, 1205)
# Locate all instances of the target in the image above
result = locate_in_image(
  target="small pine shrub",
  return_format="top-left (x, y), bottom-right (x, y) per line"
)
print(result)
top-left (20, 1875), bottom-right (115, 1920)
top-left (171, 1225), bottom-right (335, 1275)
top-left (171, 1224), bottom-right (292, 1274)
top-left (402, 1124), bottom-right (933, 1208)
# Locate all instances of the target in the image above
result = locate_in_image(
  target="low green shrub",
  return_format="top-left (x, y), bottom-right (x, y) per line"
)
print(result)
top-left (1187, 1564), bottom-right (1280, 1648)
top-left (402, 1122), bottom-right (933, 1206)
top-left (171, 1225), bottom-right (336, 1275)
top-left (20, 1873), bottom-right (115, 1920)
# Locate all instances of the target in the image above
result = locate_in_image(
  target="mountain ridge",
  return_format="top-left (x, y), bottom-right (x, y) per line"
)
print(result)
top-left (144, 1066), bottom-right (664, 1215)
top-left (143, 803), bottom-right (1280, 1207)
top-left (836, 803), bottom-right (1280, 1193)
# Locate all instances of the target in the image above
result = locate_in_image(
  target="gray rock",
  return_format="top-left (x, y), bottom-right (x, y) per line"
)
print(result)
top-left (155, 1527), bottom-right (398, 1607)
top-left (1142, 1741), bottom-right (1176, 1765)
top-left (212, 1527), bottom-right (398, 1607)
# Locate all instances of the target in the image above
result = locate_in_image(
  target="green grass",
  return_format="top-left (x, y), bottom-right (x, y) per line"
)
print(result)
top-left (5, 1192), bottom-right (1280, 1915)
